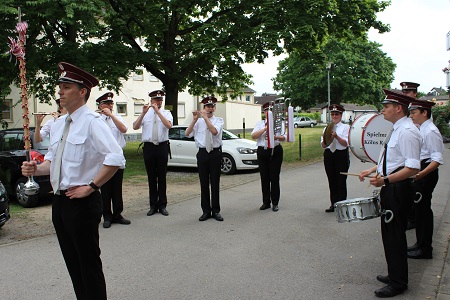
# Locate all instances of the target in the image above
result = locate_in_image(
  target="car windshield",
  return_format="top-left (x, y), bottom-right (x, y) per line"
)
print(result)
top-left (222, 130), bottom-right (239, 140)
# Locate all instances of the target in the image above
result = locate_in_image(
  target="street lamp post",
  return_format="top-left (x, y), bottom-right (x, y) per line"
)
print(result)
top-left (326, 63), bottom-right (332, 123)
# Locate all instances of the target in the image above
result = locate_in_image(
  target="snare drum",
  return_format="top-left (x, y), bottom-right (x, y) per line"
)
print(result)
top-left (335, 197), bottom-right (381, 223)
top-left (348, 113), bottom-right (393, 163)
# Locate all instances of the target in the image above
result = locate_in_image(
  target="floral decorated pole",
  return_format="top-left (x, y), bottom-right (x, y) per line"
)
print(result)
top-left (8, 9), bottom-right (30, 150)
top-left (7, 8), bottom-right (39, 195)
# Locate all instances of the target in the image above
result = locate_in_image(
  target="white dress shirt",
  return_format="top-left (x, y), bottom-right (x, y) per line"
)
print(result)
top-left (419, 119), bottom-right (444, 165)
top-left (377, 116), bottom-right (421, 175)
top-left (139, 109), bottom-right (173, 143)
top-left (320, 121), bottom-right (349, 151)
top-left (251, 120), bottom-right (286, 147)
top-left (39, 118), bottom-right (55, 140)
top-left (102, 114), bottom-right (127, 148)
top-left (45, 105), bottom-right (126, 191)
top-left (188, 116), bottom-right (224, 148)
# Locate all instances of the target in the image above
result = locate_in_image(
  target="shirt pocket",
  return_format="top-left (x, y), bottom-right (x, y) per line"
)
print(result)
top-left (64, 135), bottom-right (86, 163)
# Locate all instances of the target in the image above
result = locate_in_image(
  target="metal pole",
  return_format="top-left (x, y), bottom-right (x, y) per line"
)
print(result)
top-left (327, 63), bottom-right (331, 123)
top-left (298, 134), bottom-right (302, 160)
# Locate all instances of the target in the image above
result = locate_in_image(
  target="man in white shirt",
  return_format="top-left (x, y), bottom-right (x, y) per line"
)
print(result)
top-left (22, 62), bottom-right (125, 300)
top-left (407, 99), bottom-right (444, 259)
top-left (96, 92), bottom-right (130, 228)
top-left (186, 96), bottom-right (224, 221)
top-left (320, 104), bottom-right (350, 213)
top-left (133, 90), bottom-right (173, 217)
top-left (360, 89), bottom-right (420, 298)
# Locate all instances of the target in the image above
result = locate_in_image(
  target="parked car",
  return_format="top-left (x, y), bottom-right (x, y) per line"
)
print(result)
top-left (0, 180), bottom-right (10, 228)
top-left (167, 126), bottom-right (258, 175)
top-left (293, 116), bottom-right (317, 128)
top-left (0, 128), bottom-right (53, 207)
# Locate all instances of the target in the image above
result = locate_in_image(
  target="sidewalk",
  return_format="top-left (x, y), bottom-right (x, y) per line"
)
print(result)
top-left (1, 147), bottom-right (450, 299)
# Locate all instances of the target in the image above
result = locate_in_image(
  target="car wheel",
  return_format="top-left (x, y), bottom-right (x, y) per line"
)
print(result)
top-left (310, 123), bottom-right (314, 128)
top-left (221, 154), bottom-right (236, 175)
top-left (15, 177), bottom-right (39, 208)
top-left (294, 123), bottom-right (298, 128)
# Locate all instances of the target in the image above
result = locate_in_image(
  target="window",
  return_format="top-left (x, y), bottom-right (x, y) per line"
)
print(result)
top-left (2, 99), bottom-right (12, 121)
top-left (134, 102), bottom-right (144, 115)
top-left (178, 103), bottom-right (185, 118)
top-left (245, 95), bottom-right (251, 102)
top-left (149, 75), bottom-right (159, 82)
top-left (133, 69), bottom-right (144, 81)
top-left (116, 103), bottom-right (127, 115)
top-left (1, 132), bottom-right (22, 151)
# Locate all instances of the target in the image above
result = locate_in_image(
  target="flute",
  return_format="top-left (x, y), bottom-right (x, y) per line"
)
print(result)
top-left (31, 112), bottom-right (58, 116)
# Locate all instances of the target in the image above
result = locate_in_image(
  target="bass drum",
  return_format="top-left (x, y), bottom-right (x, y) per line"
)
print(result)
top-left (348, 113), bottom-right (392, 163)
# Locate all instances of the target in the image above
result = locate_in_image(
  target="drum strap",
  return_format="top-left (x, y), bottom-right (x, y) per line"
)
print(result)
top-left (383, 143), bottom-right (387, 176)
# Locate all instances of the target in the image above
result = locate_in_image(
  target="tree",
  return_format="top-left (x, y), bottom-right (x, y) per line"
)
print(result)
top-left (432, 103), bottom-right (450, 137)
top-left (0, 0), bottom-right (390, 123)
top-left (273, 36), bottom-right (396, 109)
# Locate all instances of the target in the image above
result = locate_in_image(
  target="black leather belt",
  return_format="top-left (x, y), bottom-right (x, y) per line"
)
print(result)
top-left (144, 141), bottom-right (169, 146)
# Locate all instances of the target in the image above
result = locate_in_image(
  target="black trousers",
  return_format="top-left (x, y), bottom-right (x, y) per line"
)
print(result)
top-left (101, 168), bottom-right (124, 222)
top-left (414, 162), bottom-right (439, 252)
top-left (323, 148), bottom-right (349, 205)
top-left (380, 179), bottom-right (415, 290)
top-left (143, 142), bottom-right (169, 209)
top-left (197, 148), bottom-right (221, 214)
top-left (52, 191), bottom-right (107, 300)
top-left (257, 145), bottom-right (283, 206)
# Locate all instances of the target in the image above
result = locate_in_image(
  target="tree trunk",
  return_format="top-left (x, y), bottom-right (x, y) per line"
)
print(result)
top-left (164, 80), bottom-right (179, 125)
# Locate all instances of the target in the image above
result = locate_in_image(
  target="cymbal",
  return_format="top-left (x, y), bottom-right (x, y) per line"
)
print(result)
top-left (323, 122), bottom-right (335, 146)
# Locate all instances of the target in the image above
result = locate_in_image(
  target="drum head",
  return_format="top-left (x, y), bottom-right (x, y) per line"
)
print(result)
top-left (348, 113), bottom-right (393, 163)
top-left (323, 123), bottom-right (335, 146)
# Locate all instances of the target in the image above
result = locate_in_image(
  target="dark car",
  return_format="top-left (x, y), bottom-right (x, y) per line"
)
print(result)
top-left (0, 128), bottom-right (52, 207)
top-left (0, 180), bottom-right (10, 227)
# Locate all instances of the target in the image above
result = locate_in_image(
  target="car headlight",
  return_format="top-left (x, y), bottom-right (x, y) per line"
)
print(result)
top-left (237, 147), bottom-right (256, 154)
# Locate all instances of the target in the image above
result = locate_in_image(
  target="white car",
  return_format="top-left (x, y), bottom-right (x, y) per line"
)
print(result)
top-left (168, 125), bottom-right (258, 175)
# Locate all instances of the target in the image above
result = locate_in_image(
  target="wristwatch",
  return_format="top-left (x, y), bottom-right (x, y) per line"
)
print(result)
top-left (383, 177), bottom-right (390, 185)
top-left (88, 180), bottom-right (100, 191)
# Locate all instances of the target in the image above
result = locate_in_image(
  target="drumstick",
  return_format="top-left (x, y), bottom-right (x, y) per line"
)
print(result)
top-left (340, 172), bottom-right (371, 178)
top-left (340, 172), bottom-right (416, 179)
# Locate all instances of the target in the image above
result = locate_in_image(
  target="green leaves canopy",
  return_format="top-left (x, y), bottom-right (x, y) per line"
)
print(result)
top-left (273, 36), bottom-right (396, 109)
top-left (0, 0), bottom-right (389, 121)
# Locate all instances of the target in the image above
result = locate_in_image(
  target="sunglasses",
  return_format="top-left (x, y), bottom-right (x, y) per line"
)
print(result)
top-left (330, 113), bottom-right (340, 116)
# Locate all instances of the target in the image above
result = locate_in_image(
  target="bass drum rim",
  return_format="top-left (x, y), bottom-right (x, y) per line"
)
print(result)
top-left (348, 113), bottom-right (384, 164)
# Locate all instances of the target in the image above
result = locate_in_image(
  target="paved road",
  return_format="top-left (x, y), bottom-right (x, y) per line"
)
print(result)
top-left (2, 147), bottom-right (450, 300)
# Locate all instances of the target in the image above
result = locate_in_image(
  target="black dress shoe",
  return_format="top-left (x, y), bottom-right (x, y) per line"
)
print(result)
top-left (325, 205), bottom-right (334, 213)
top-left (199, 213), bottom-right (211, 221)
top-left (407, 248), bottom-right (432, 259)
top-left (407, 243), bottom-right (418, 251)
top-left (376, 275), bottom-right (390, 284)
top-left (213, 213), bottom-right (224, 221)
top-left (374, 285), bottom-right (406, 298)
top-left (159, 208), bottom-right (169, 216)
top-left (272, 205), bottom-right (279, 212)
top-left (103, 221), bottom-right (111, 228)
top-left (260, 204), bottom-right (271, 210)
top-left (406, 221), bottom-right (416, 230)
top-left (113, 217), bottom-right (131, 225)
top-left (147, 208), bottom-right (156, 216)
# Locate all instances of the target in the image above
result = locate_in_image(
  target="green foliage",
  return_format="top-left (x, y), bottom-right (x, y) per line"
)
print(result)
top-left (273, 36), bottom-right (396, 109)
top-left (0, 0), bottom-right (389, 124)
top-left (432, 103), bottom-right (450, 137)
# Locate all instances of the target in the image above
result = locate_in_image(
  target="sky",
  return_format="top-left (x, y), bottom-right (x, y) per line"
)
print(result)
top-left (242, 0), bottom-right (450, 96)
